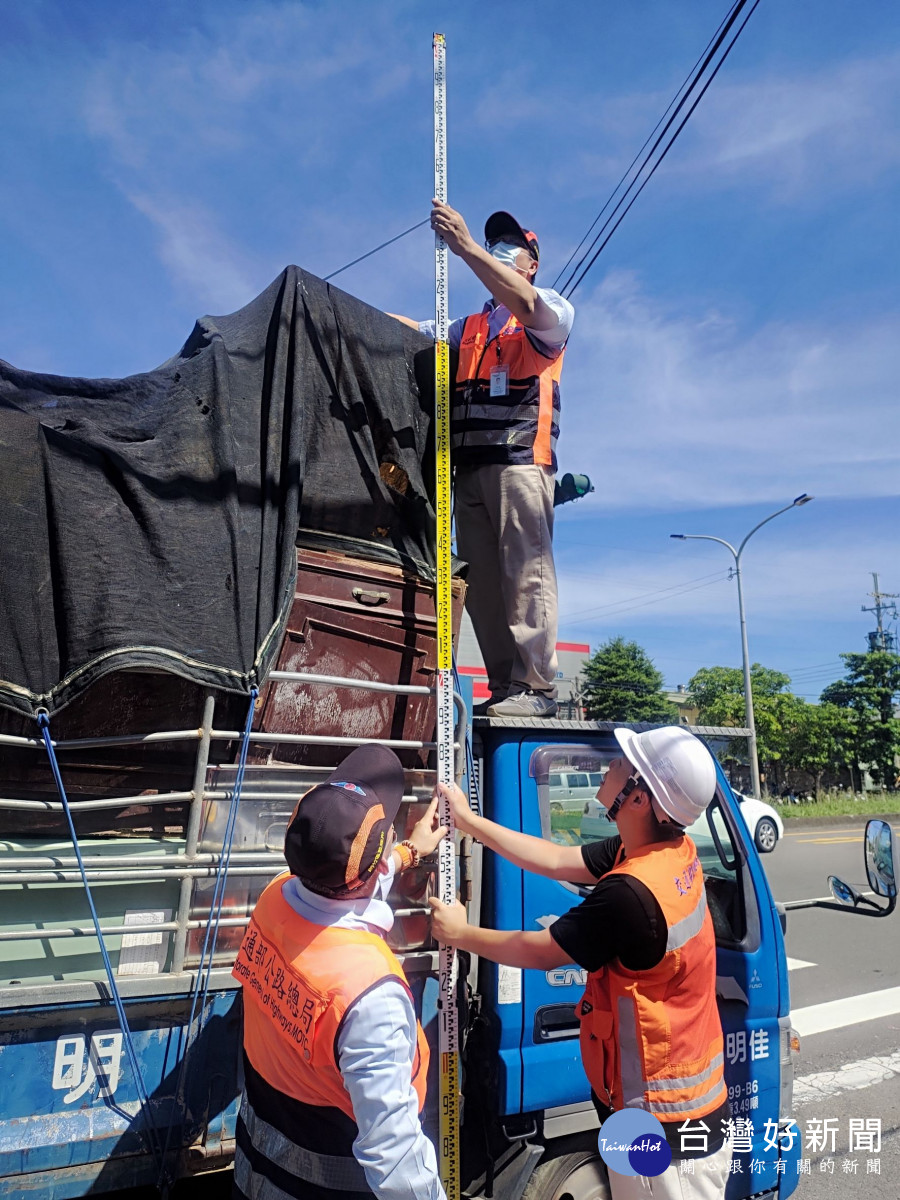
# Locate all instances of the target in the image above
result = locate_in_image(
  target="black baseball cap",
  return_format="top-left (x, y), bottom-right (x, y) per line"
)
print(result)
top-left (284, 744), bottom-right (404, 898)
top-left (484, 211), bottom-right (539, 261)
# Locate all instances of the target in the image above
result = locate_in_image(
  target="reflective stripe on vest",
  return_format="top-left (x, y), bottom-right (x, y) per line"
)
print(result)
top-left (235, 1091), bottom-right (370, 1195)
top-left (579, 838), bottom-right (727, 1122)
top-left (232, 873), bottom-right (429, 1120)
top-left (453, 310), bottom-right (564, 468)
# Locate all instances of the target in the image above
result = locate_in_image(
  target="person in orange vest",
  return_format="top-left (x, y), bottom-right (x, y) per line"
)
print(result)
top-left (232, 744), bottom-right (448, 1200)
top-left (391, 202), bottom-right (574, 719)
top-left (429, 726), bottom-right (732, 1199)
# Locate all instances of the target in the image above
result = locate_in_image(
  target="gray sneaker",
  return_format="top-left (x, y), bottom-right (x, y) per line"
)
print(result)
top-left (487, 691), bottom-right (558, 719)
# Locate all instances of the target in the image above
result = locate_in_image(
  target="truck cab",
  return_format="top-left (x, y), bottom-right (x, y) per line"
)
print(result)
top-left (461, 714), bottom-right (801, 1200)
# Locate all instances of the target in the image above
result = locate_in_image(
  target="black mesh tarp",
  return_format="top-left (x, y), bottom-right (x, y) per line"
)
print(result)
top-left (0, 267), bottom-right (442, 717)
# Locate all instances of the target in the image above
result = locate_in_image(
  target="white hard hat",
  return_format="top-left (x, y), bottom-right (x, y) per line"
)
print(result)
top-left (613, 726), bottom-right (717, 827)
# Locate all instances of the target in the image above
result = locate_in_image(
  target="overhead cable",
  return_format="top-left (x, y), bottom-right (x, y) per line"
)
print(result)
top-left (562, 572), bottom-right (731, 627)
top-left (558, 0), bottom-right (761, 300)
top-left (324, 218), bottom-right (430, 282)
top-left (551, 0), bottom-right (740, 292)
top-left (561, 568), bottom-right (728, 622)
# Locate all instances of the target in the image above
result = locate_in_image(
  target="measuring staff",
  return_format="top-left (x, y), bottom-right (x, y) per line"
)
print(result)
top-left (232, 745), bottom-right (449, 1200)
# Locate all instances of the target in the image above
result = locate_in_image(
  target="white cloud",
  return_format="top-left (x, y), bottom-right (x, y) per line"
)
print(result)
top-left (125, 191), bottom-right (255, 311)
top-left (543, 49), bottom-right (900, 208)
top-left (79, 2), bottom-right (424, 300)
top-left (677, 52), bottom-right (900, 200)
top-left (561, 270), bottom-right (900, 509)
top-left (556, 529), bottom-right (900, 686)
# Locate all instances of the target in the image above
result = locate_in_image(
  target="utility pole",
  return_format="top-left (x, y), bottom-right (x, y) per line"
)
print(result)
top-left (671, 494), bottom-right (814, 800)
top-left (862, 573), bottom-right (898, 653)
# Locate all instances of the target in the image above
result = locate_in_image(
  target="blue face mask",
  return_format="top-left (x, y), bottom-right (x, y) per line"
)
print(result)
top-left (488, 241), bottom-right (524, 269)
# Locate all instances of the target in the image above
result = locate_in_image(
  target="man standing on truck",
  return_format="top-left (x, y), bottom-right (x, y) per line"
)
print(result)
top-left (430, 726), bottom-right (732, 1199)
top-left (391, 202), bottom-right (574, 719)
top-left (232, 744), bottom-right (448, 1200)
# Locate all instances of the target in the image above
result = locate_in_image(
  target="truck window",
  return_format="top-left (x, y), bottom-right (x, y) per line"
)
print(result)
top-left (687, 790), bottom-right (747, 945)
top-left (531, 745), bottom-right (617, 849)
top-left (531, 745), bottom-right (746, 945)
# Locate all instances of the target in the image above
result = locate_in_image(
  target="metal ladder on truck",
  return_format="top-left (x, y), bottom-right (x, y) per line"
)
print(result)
top-left (0, 669), bottom-right (468, 1195)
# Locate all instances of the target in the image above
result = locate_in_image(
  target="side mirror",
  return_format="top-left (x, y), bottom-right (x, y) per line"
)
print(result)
top-left (784, 820), bottom-right (897, 918)
top-left (865, 819), bottom-right (897, 899)
top-left (828, 876), bottom-right (862, 907)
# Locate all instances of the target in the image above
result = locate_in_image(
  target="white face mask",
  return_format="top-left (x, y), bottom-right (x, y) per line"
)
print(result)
top-left (488, 241), bottom-right (524, 269)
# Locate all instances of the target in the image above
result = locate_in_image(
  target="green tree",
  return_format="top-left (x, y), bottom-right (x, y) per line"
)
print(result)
top-left (582, 637), bottom-right (678, 722)
top-left (687, 664), bottom-right (793, 787)
top-left (820, 651), bottom-right (900, 787)
top-left (778, 698), bottom-right (855, 796)
top-left (688, 664), bottom-right (791, 716)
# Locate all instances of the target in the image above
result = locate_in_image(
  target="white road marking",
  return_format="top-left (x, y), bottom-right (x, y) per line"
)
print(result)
top-left (792, 986), bottom-right (900, 1037)
top-left (793, 1047), bottom-right (900, 1109)
top-left (786, 957), bottom-right (816, 971)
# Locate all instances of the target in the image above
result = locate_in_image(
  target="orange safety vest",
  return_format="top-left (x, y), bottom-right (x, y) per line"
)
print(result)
top-left (232, 872), bottom-right (429, 1119)
top-left (453, 309), bottom-right (565, 470)
top-left (578, 838), bottom-right (726, 1123)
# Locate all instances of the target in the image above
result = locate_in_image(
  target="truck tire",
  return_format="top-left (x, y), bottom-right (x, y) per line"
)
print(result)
top-left (754, 817), bottom-right (778, 853)
top-left (521, 1150), bottom-right (611, 1200)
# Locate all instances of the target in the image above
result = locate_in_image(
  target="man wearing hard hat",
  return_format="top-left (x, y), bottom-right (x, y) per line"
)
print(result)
top-left (430, 726), bottom-right (732, 1199)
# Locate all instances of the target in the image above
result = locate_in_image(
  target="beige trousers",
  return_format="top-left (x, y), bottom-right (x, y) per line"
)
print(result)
top-left (454, 463), bottom-right (559, 699)
top-left (607, 1138), bottom-right (733, 1200)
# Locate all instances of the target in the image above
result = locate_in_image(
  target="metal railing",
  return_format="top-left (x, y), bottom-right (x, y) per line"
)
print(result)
top-left (0, 672), bottom-right (468, 986)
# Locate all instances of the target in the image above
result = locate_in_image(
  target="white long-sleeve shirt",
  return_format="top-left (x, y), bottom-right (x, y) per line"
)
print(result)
top-left (281, 866), bottom-right (446, 1200)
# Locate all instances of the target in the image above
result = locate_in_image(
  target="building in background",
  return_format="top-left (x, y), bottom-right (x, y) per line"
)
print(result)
top-left (666, 685), bottom-right (699, 726)
top-left (457, 613), bottom-right (590, 718)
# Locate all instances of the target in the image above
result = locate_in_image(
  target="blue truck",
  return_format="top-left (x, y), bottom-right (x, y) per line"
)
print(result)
top-left (1, 657), bottom-right (896, 1200)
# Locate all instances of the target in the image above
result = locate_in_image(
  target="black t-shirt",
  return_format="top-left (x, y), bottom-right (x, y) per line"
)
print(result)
top-left (550, 836), bottom-right (728, 1158)
top-left (549, 837), bottom-right (667, 971)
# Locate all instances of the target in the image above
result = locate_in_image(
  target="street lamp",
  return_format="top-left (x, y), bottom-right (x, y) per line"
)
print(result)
top-left (671, 493), bottom-right (814, 800)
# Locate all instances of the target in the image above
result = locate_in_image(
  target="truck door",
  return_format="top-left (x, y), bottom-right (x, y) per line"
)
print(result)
top-left (517, 739), bottom-right (796, 1193)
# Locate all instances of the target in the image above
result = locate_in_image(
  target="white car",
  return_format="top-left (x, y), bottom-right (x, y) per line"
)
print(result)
top-left (548, 769), bottom-right (605, 814)
top-left (579, 796), bottom-right (616, 842)
top-left (580, 788), bottom-right (784, 854)
top-left (733, 791), bottom-right (784, 853)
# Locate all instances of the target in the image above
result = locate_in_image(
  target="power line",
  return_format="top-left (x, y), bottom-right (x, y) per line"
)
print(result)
top-left (558, 0), bottom-right (762, 300)
top-left (321, 4), bottom-right (759, 293)
top-left (551, 0), bottom-right (740, 291)
top-left (560, 569), bottom-right (728, 621)
top-left (562, 572), bottom-right (731, 628)
top-left (782, 660), bottom-right (844, 675)
top-left (323, 218), bottom-right (430, 282)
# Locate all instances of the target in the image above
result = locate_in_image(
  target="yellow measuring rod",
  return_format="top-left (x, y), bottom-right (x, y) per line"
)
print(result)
top-left (432, 30), bottom-right (461, 1200)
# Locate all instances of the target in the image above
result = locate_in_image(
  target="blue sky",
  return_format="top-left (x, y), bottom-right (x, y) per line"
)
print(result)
top-left (2, 0), bottom-right (899, 698)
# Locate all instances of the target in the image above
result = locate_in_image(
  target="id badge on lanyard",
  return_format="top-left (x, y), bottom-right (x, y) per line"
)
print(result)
top-left (489, 365), bottom-right (509, 397)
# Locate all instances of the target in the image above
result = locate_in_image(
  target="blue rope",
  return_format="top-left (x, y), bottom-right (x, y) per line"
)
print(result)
top-left (36, 709), bottom-right (164, 1174)
top-left (192, 686), bottom-right (258, 1030)
top-left (157, 686), bottom-right (258, 1194)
